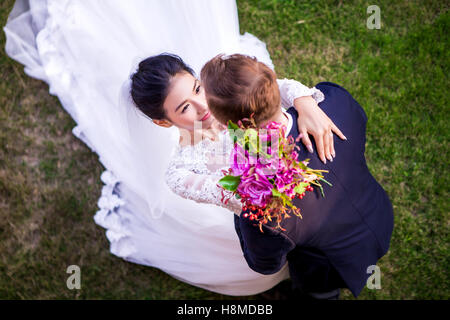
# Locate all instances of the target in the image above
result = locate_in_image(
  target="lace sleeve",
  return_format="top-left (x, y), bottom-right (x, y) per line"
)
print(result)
top-left (277, 78), bottom-right (325, 109)
top-left (165, 162), bottom-right (243, 215)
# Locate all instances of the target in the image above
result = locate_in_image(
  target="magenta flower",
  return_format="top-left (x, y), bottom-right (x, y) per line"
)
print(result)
top-left (265, 121), bottom-right (286, 133)
top-left (237, 168), bottom-right (273, 207)
top-left (275, 169), bottom-right (293, 192)
top-left (230, 144), bottom-right (252, 176)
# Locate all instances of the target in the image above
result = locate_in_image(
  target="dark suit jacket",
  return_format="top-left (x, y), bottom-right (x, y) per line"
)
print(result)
top-left (234, 82), bottom-right (394, 297)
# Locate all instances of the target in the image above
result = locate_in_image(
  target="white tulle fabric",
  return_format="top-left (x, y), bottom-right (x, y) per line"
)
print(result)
top-left (1, 0), bottom-right (331, 295)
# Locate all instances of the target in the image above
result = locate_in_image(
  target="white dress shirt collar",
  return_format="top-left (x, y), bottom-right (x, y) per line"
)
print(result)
top-left (281, 107), bottom-right (293, 138)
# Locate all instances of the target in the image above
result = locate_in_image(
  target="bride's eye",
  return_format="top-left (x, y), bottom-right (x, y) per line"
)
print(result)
top-left (182, 104), bottom-right (189, 113)
top-left (195, 85), bottom-right (201, 94)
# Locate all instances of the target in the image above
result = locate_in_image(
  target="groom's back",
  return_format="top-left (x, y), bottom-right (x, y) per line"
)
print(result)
top-left (281, 82), bottom-right (394, 296)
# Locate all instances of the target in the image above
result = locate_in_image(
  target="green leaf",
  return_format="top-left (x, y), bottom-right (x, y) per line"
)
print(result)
top-left (244, 128), bottom-right (258, 140)
top-left (298, 160), bottom-right (309, 170)
top-left (228, 121), bottom-right (244, 145)
top-left (244, 128), bottom-right (259, 154)
top-left (319, 178), bottom-right (333, 186)
top-left (319, 184), bottom-right (325, 198)
top-left (294, 182), bottom-right (309, 194)
top-left (227, 120), bottom-right (239, 131)
top-left (218, 175), bottom-right (241, 192)
top-left (272, 188), bottom-right (282, 197)
top-left (281, 193), bottom-right (293, 207)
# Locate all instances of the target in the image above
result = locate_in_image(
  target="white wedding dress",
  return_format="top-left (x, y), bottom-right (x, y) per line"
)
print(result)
top-left (4, 0), bottom-right (323, 295)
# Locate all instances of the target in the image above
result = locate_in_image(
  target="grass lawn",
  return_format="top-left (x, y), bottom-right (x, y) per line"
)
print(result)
top-left (0, 0), bottom-right (448, 299)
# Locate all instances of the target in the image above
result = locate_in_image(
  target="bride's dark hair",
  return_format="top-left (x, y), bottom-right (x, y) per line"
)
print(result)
top-left (130, 53), bottom-right (195, 120)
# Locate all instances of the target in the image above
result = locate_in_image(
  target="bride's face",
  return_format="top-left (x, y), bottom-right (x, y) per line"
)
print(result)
top-left (160, 72), bottom-right (215, 131)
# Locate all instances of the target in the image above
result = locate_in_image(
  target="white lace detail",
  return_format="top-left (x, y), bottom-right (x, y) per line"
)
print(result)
top-left (165, 131), bottom-right (243, 215)
top-left (277, 78), bottom-right (325, 109)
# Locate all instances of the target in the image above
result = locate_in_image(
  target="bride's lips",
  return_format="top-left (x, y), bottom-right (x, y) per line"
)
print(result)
top-left (200, 111), bottom-right (211, 121)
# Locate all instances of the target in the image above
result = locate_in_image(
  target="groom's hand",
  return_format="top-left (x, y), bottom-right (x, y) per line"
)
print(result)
top-left (293, 96), bottom-right (347, 164)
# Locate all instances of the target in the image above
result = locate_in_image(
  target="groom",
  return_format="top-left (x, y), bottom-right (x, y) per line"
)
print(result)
top-left (200, 54), bottom-right (394, 299)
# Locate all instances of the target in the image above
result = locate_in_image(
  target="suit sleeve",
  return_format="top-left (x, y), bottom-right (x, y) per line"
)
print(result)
top-left (234, 214), bottom-right (296, 275)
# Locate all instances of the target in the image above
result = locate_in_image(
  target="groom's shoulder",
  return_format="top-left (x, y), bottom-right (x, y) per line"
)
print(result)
top-left (315, 82), bottom-right (352, 97)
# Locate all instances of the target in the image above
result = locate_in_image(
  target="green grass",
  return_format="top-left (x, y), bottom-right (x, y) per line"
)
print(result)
top-left (0, 0), bottom-right (448, 299)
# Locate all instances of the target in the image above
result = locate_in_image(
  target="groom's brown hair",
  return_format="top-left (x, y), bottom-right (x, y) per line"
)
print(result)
top-left (200, 54), bottom-right (280, 125)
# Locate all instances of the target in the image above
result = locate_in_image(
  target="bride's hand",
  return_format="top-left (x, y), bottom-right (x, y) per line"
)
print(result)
top-left (293, 96), bottom-right (347, 164)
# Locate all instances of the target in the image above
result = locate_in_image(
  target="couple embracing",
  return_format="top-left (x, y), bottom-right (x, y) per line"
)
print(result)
top-left (130, 53), bottom-right (394, 299)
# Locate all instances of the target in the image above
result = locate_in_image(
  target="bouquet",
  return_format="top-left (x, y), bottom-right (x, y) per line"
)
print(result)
top-left (218, 115), bottom-right (331, 232)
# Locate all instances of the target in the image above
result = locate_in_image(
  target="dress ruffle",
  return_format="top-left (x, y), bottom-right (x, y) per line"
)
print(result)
top-left (94, 170), bottom-right (137, 259)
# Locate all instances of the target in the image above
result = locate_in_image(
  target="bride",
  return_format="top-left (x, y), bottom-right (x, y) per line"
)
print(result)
top-left (4, 0), bottom-right (344, 296)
